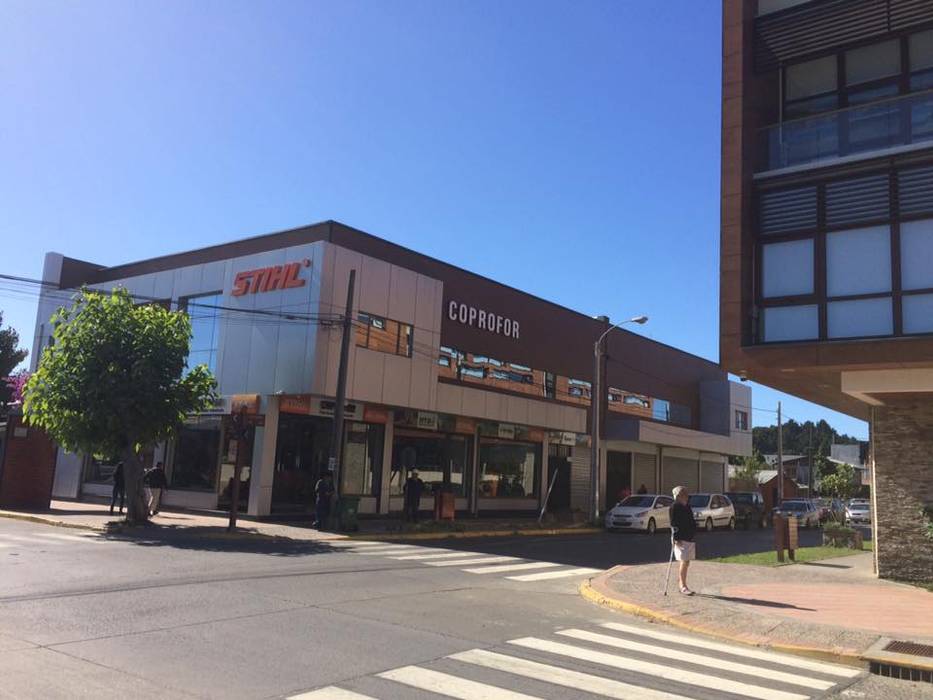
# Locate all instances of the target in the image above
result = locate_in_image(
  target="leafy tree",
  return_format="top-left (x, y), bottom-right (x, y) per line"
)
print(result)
top-left (732, 450), bottom-right (767, 483)
top-left (24, 289), bottom-right (216, 523)
top-left (0, 311), bottom-right (28, 416)
top-left (752, 418), bottom-right (859, 456)
top-left (820, 463), bottom-right (857, 501)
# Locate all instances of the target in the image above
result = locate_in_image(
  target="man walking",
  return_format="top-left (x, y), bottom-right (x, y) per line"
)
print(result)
top-left (669, 485), bottom-right (697, 595)
top-left (403, 470), bottom-right (424, 523)
top-left (314, 471), bottom-right (335, 530)
top-left (110, 462), bottom-right (125, 515)
top-left (145, 462), bottom-right (167, 516)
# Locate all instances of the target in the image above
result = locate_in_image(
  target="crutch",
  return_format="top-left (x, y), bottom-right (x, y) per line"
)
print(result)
top-left (662, 527), bottom-right (676, 596)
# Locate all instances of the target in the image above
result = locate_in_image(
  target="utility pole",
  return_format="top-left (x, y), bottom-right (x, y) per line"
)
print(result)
top-left (328, 269), bottom-right (356, 510)
top-left (777, 401), bottom-right (784, 505)
top-left (227, 406), bottom-right (248, 532)
top-left (590, 338), bottom-right (602, 523)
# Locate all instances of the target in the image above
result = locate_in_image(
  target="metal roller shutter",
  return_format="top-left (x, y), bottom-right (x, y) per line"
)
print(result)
top-left (701, 461), bottom-right (725, 493)
top-left (662, 456), bottom-right (698, 494)
top-left (633, 453), bottom-right (657, 494)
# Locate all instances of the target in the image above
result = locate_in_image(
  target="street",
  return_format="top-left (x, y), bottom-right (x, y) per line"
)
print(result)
top-left (1, 517), bottom-right (924, 700)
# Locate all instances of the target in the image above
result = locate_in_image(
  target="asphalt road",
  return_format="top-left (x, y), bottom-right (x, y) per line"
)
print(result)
top-left (0, 517), bottom-right (921, 700)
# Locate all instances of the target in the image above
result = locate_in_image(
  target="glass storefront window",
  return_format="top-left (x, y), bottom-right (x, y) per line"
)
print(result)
top-left (85, 455), bottom-right (120, 484)
top-left (391, 432), bottom-right (472, 497)
top-left (183, 293), bottom-right (222, 373)
top-left (170, 415), bottom-right (222, 490)
top-left (343, 422), bottom-right (383, 496)
top-left (478, 440), bottom-right (540, 499)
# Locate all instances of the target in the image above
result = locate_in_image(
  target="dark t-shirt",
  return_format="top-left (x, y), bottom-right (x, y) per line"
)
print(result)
top-left (670, 502), bottom-right (696, 542)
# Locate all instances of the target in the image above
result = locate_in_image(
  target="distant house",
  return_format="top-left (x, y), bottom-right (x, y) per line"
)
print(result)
top-left (761, 454), bottom-right (812, 487)
top-left (830, 443), bottom-right (871, 487)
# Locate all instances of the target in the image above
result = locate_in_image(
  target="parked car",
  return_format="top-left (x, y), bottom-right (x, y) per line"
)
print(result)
top-left (845, 500), bottom-right (872, 525)
top-left (772, 499), bottom-right (821, 528)
top-left (605, 494), bottom-right (674, 534)
top-left (725, 491), bottom-right (768, 529)
top-left (688, 493), bottom-right (736, 531)
top-left (817, 497), bottom-right (845, 523)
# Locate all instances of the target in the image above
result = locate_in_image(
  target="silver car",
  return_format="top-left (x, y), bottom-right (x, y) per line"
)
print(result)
top-left (845, 500), bottom-right (872, 525)
top-left (772, 499), bottom-right (820, 528)
top-left (688, 493), bottom-right (736, 531)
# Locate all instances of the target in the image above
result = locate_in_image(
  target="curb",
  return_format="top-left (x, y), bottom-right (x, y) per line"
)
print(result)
top-left (579, 568), bottom-right (868, 669)
top-left (346, 527), bottom-right (603, 542)
top-left (0, 511), bottom-right (104, 533)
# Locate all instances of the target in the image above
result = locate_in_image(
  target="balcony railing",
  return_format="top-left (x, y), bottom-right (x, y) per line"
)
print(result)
top-left (758, 90), bottom-right (933, 174)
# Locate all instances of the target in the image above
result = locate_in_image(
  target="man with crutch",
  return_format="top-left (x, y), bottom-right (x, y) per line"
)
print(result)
top-left (665, 485), bottom-right (697, 596)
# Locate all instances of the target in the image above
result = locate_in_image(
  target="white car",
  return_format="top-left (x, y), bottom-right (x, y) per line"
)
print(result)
top-left (688, 493), bottom-right (736, 531)
top-left (845, 500), bottom-right (872, 525)
top-left (605, 494), bottom-right (674, 534)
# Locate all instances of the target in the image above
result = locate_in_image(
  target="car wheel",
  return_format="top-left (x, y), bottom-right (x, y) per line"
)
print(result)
top-left (705, 517), bottom-right (714, 532)
top-left (646, 518), bottom-right (656, 535)
top-left (728, 516), bottom-right (736, 531)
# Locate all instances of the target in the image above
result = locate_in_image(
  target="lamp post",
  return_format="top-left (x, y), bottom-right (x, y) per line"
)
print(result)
top-left (590, 314), bottom-right (649, 523)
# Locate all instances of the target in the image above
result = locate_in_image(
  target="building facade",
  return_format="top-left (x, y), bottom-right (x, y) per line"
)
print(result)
top-left (34, 221), bottom-right (750, 518)
top-left (721, 0), bottom-right (933, 580)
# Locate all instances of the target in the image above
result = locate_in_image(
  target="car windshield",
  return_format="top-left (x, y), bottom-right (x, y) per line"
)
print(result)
top-left (849, 503), bottom-right (869, 511)
top-left (687, 495), bottom-right (709, 507)
top-left (780, 501), bottom-right (807, 511)
top-left (727, 493), bottom-right (752, 504)
top-left (619, 496), bottom-right (655, 508)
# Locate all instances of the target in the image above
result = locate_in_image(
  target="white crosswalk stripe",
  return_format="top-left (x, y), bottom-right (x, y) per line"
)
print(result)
top-left (506, 567), bottom-right (600, 581)
top-left (355, 547), bottom-right (421, 555)
top-left (380, 665), bottom-right (543, 699)
top-left (424, 556), bottom-right (517, 567)
top-left (557, 629), bottom-right (835, 690)
top-left (32, 532), bottom-right (104, 544)
top-left (599, 622), bottom-right (861, 678)
top-left (462, 561), bottom-right (559, 574)
top-left (285, 622), bottom-right (857, 700)
top-left (287, 687), bottom-right (377, 699)
top-left (392, 551), bottom-right (466, 560)
top-left (508, 636), bottom-right (810, 700)
top-left (0, 531), bottom-right (105, 549)
top-left (450, 648), bottom-right (692, 700)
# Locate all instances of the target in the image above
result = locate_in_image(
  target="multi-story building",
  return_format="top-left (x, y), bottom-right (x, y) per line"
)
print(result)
top-left (721, 0), bottom-right (933, 580)
top-left (32, 220), bottom-right (750, 519)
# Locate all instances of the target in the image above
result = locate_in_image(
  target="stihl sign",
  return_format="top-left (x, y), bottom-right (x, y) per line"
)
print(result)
top-left (231, 259), bottom-right (310, 296)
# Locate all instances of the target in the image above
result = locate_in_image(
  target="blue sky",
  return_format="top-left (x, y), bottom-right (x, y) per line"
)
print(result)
top-left (0, 0), bottom-right (868, 439)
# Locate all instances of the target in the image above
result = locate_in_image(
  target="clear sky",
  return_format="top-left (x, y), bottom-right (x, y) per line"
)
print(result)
top-left (0, 0), bottom-right (869, 439)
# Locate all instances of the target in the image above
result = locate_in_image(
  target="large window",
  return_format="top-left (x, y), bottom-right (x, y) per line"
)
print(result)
top-left (478, 440), bottom-right (540, 499)
top-left (391, 433), bottom-right (472, 498)
top-left (170, 415), bottom-right (222, 490)
top-left (757, 165), bottom-right (933, 343)
top-left (356, 312), bottom-right (413, 357)
top-left (342, 422), bottom-right (384, 496)
top-left (183, 293), bottom-right (222, 373)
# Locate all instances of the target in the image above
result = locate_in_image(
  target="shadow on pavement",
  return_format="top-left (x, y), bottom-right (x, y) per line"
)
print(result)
top-left (99, 522), bottom-right (341, 557)
top-left (699, 592), bottom-right (816, 611)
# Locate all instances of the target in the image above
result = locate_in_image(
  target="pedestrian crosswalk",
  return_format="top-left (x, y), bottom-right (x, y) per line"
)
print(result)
top-left (0, 530), bottom-right (104, 549)
top-left (330, 539), bottom-right (600, 584)
top-left (286, 621), bottom-right (862, 700)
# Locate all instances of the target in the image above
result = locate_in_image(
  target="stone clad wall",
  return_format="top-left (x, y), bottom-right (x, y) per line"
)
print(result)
top-left (872, 399), bottom-right (933, 582)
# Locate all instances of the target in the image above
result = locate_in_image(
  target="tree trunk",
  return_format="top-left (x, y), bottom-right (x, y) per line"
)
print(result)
top-left (122, 446), bottom-right (149, 525)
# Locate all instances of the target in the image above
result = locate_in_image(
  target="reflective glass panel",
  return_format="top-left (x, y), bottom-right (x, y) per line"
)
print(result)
top-left (846, 40), bottom-right (900, 85)
top-left (826, 226), bottom-right (891, 296)
top-left (900, 219), bottom-right (933, 290)
top-left (786, 56), bottom-right (837, 100)
top-left (762, 239), bottom-right (814, 297)
top-left (827, 298), bottom-right (893, 338)
top-left (762, 305), bottom-right (819, 342)
top-left (903, 293), bottom-right (933, 334)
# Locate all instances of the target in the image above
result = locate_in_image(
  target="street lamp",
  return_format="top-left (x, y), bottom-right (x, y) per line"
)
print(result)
top-left (590, 314), bottom-right (649, 523)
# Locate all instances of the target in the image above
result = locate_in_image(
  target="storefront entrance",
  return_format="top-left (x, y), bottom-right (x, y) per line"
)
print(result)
top-left (606, 450), bottom-right (632, 510)
top-left (391, 431), bottom-right (473, 499)
top-left (545, 443), bottom-right (571, 511)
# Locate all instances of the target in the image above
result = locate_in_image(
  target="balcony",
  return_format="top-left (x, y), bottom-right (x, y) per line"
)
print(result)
top-left (757, 90), bottom-right (933, 176)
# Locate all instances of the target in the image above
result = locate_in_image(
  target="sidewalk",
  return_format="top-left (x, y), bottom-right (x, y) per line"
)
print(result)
top-left (0, 500), bottom-right (599, 542)
top-left (581, 551), bottom-right (933, 673)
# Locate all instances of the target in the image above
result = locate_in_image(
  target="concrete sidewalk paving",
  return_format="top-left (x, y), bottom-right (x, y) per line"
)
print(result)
top-left (0, 499), bottom-right (600, 542)
top-left (581, 551), bottom-right (933, 674)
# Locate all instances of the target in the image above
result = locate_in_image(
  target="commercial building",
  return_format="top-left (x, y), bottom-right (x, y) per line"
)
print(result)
top-left (33, 220), bottom-right (750, 519)
top-left (721, 0), bottom-right (933, 580)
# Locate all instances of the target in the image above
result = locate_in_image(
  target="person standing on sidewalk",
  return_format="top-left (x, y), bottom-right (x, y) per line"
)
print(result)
top-left (110, 462), bottom-right (125, 515)
top-left (403, 470), bottom-right (424, 523)
top-left (670, 485), bottom-right (697, 596)
top-left (313, 471), bottom-right (335, 530)
top-left (145, 462), bottom-right (168, 516)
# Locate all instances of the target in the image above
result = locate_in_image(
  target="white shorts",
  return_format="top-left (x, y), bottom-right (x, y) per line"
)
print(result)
top-left (673, 541), bottom-right (696, 561)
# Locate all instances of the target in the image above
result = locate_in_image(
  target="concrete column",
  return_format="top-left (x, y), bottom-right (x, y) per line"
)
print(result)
top-left (247, 395), bottom-right (279, 517)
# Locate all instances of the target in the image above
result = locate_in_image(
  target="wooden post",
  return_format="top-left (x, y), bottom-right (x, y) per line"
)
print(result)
top-left (774, 513), bottom-right (786, 562)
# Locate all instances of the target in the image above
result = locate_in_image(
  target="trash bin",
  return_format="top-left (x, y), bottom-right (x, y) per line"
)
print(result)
top-left (434, 490), bottom-right (455, 521)
top-left (336, 496), bottom-right (360, 532)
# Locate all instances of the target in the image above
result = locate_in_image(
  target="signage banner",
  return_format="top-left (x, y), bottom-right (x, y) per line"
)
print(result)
top-left (497, 423), bottom-right (516, 440)
top-left (550, 431), bottom-right (577, 446)
top-left (279, 394), bottom-right (312, 415)
top-left (231, 394), bottom-right (261, 415)
top-left (231, 259), bottom-right (310, 297)
top-left (446, 300), bottom-right (520, 339)
top-left (416, 411), bottom-right (439, 431)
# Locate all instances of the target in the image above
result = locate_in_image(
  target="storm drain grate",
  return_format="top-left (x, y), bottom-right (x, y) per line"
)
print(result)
top-left (883, 641), bottom-right (933, 657)
top-left (870, 661), bottom-right (932, 684)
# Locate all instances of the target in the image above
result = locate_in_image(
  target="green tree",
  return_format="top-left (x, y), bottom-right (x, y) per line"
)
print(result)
top-left (24, 289), bottom-right (216, 523)
top-left (0, 311), bottom-right (29, 416)
top-left (732, 450), bottom-right (767, 483)
top-left (820, 463), bottom-right (857, 501)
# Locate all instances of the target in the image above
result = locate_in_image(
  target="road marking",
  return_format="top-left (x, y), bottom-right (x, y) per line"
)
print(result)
top-left (558, 629), bottom-right (834, 690)
top-left (424, 556), bottom-right (517, 567)
top-left (0, 534), bottom-right (64, 546)
top-left (451, 648), bottom-right (693, 700)
top-left (392, 551), bottom-right (467, 560)
top-left (505, 567), bottom-right (599, 581)
top-left (32, 532), bottom-right (103, 543)
top-left (462, 561), bottom-right (560, 574)
top-left (379, 665), bottom-right (543, 699)
top-left (600, 622), bottom-right (861, 679)
top-left (354, 547), bottom-right (421, 555)
top-left (287, 687), bottom-right (378, 699)
top-left (326, 541), bottom-right (389, 548)
top-left (507, 637), bottom-right (809, 700)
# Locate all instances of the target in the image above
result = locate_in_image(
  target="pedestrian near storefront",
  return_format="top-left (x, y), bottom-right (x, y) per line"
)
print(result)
top-left (669, 485), bottom-right (697, 595)
top-left (313, 471), bottom-right (335, 530)
top-left (144, 462), bottom-right (167, 516)
top-left (110, 462), bottom-right (125, 514)
top-left (403, 470), bottom-right (424, 523)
